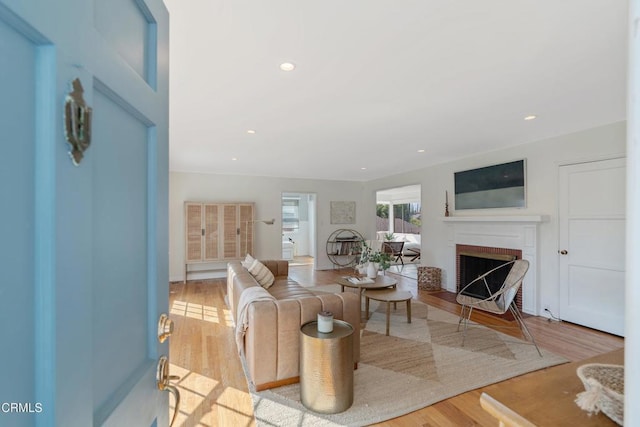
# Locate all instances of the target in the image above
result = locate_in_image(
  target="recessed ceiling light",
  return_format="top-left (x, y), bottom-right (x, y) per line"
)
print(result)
top-left (247, 130), bottom-right (256, 134)
top-left (360, 167), bottom-right (367, 170)
top-left (524, 115), bottom-right (537, 121)
top-left (280, 62), bottom-right (296, 71)
top-left (417, 149), bottom-right (425, 153)
top-left (231, 157), bottom-right (238, 161)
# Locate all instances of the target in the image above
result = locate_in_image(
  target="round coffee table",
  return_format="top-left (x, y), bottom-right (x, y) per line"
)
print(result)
top-left (336, 275), bottom-right (397, 319)
top-left (362, 289), bottom-right (413, 336)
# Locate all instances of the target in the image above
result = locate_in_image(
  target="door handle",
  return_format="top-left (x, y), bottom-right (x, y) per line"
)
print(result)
top-left (158, 313), bottom-right (174, 343)
top-left (157, 355), bottom-right (180, 427)
top-left (558, 250), bottom-right (568, 255)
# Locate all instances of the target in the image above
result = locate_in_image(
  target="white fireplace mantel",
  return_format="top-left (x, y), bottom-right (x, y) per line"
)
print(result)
top-left (443, 215), bottom-right (548, 315)
top-left (442, 215), bottom-right (549, 223)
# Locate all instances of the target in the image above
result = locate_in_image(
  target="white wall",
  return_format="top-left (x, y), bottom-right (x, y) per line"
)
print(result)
top-left (364, 121), bottom-right (626, 316)
top-left (169, 172), bottom-right (366, 281)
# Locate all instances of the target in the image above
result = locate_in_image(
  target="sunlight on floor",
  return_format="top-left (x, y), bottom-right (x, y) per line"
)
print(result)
top-left (170, 300), bottom-right (233, 325)
top-left (169, 363), bottom-right (254, 427)
top-left (387, 263), bottom-right (418, 280)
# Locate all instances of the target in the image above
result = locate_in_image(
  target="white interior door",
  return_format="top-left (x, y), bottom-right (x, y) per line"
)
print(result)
top-left (559, 158), bottom-right (626, 336)
top-left (0, 1), bottom-right (170, 426)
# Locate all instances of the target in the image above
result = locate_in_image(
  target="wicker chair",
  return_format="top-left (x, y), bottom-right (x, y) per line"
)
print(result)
top-left (381, 241), bottom-right (404, 265)
top-left (456, 259), bottom-right (542, 356)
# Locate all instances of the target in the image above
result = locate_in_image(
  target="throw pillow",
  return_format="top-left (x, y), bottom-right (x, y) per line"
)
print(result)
top-left (248, 259), bottom-right (275, 289)
top-left (242, 253), bottom-right (255, 269)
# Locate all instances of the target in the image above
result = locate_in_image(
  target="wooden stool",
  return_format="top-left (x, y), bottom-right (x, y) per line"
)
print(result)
top-left (363, 289), bottom-right (413, 336)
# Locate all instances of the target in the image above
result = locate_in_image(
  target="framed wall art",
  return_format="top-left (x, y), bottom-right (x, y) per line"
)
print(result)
top-left (330, 201), bottom-right (356, 224)
top-left (454, 160), bottom-right (526, 209)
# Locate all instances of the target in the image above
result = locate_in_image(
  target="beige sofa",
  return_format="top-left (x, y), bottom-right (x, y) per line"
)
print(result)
top-left (227, 260), bottom-right (360, 391)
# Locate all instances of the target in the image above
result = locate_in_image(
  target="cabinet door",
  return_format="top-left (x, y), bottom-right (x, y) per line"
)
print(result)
top-left (203, 204), bottom-right (220, 260)
top-left (221, 203), bottom-right (254, 259)
top-left (185, 203), bottom-right (204, 262)
top-left (187, 202), bottom-right (253, 261)
top-left (240, 203), bottom-right (254, 256)
top-left (222, 204), bottom-right (240, 259)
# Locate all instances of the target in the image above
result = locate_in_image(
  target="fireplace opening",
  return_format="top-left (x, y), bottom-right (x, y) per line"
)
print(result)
top-left (459, 252), bottom-right (515, 299)
top-left (456, 244), bottom-right (523, 311)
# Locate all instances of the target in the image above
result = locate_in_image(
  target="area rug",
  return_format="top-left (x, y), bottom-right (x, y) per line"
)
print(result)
top-left (244, 288), bottom-right (566, 426)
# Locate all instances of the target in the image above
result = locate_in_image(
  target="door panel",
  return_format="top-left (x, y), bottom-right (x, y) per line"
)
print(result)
top-left (568, 219), bottom-right (626, 268)
top-left (568, 167), bottom-right (626, 215)
top-left (94, 0), bottom-right (156, 85)
top-left (0, 16), bottom-right (36, 427)
top-left (559, 158), bottom-right (626, 336)
top-left (568, 266), bottom-right (625, 315)
top-left (92, 88), bottom-right (152, 420)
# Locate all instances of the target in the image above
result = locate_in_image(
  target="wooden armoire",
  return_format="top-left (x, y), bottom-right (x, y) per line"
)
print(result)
top-left (184, 202), bottom-right (254, 281)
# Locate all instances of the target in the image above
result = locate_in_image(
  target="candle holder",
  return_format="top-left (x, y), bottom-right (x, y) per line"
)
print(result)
top-left (317, 311), bottom-right (334, 333)
top-left (445, 190), bottom-right (450, 217)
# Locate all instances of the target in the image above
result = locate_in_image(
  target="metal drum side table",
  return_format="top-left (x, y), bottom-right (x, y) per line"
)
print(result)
top-left (300, 320), bottom-right (354, 414)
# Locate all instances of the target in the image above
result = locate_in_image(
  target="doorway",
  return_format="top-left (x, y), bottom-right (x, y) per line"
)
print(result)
top-left (376, 185), bottom-right (422, 277)
top-left (282, 192), bottom-right (317, 265)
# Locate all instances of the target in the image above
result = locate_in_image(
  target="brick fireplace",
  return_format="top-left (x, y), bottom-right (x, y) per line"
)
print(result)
top-left (443, 215), bottom-right (546, 315)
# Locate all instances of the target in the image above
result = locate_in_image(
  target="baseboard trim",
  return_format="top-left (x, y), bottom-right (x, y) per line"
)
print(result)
top-left (170, 270), bottom-right (227, 283)
top-left (254, 362), bottom-right (359, 391)
top-left (255, 376), bottom-right (300, 392)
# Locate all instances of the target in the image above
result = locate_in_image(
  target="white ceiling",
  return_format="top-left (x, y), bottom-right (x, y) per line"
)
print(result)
top-left (377, 185), bottom-right (421, 204)
top-left (165, 0), bottom-right (627, 182)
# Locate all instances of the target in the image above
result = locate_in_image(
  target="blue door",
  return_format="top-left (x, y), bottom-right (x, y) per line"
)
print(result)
top-left (0, 1), bottom-right (170, 426)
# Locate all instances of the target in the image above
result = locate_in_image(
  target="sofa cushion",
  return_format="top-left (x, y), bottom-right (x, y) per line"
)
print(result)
top-left (267, 278), bottom-right (314, 300)
top-left (248, 259), bottom-right (275, 288)
top-left (260, 259), bottom-right (290, 278)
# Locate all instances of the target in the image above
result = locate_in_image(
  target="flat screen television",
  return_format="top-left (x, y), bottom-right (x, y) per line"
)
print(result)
top-left (454, 160), bottom-right (526, 209)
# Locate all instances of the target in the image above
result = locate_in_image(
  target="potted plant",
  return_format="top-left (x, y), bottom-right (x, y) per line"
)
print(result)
top-left (355, 241), bottom-right (372, 275)
top-left (368, 250), bottom-right (391, 277)
top-left (384, 232), bottom-right (395, 242)
top-left (357, 241), bottom-right (391, 278)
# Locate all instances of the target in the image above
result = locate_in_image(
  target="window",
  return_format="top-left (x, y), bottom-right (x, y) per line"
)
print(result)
top-left (376, 185), bottom-right (422, 235)
top-left (282, 198), bottom-right (299, 231)
top-left (393, 202), bottom-right (421, 234)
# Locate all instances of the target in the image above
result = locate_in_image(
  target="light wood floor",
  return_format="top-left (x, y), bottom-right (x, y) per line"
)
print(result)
top-left (168, 264), bottom-right (624, 427)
